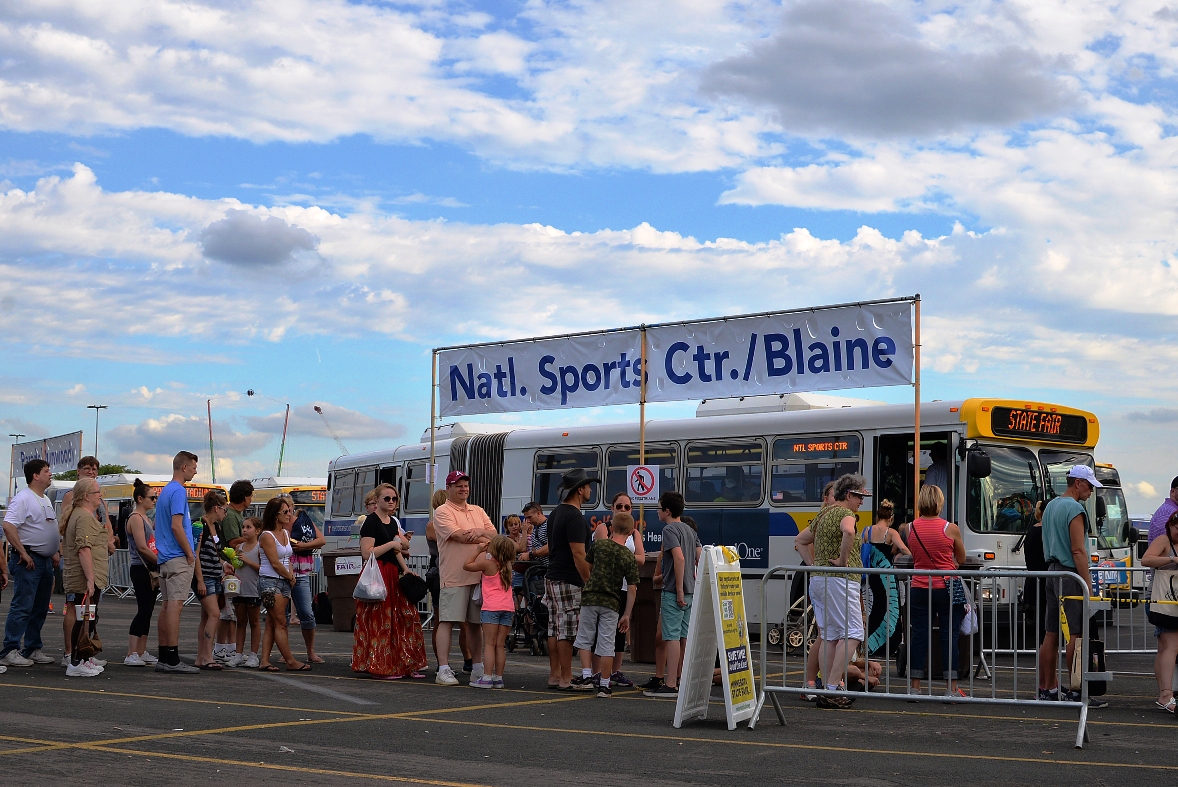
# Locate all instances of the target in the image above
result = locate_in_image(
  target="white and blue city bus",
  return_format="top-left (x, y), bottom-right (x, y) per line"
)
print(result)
top-left (324, 395), bottom-right (1102, 638)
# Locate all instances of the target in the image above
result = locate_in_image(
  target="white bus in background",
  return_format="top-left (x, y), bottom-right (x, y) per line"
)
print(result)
top-left (324, 395), bottom-right (1102, 634)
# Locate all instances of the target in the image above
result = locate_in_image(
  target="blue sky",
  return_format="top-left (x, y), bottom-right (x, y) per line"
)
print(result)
top-left (3, 0), bottom-right (1178, 516)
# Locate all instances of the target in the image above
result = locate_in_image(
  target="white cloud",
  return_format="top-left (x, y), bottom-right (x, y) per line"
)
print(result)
top-left (1133, 481), bottom-right (1157, 499)
top-left (65, 383), bottom-right (86, 395)
top-left (107, 414), bottom-right (272, 458)
top-left (199, 210), bottom-right (319, 267)
top-left (245, 404), bottom-right (404, 442)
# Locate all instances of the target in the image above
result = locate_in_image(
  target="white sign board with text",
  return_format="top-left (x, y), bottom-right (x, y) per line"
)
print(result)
top-left (334, 555), bottom-right (363, 575)
top-left (439, 302), bottom-right (913, 416)
top-left (625, 465), bottom-right (659, 504)
top-left (11, 431), bottom-right (84, 477)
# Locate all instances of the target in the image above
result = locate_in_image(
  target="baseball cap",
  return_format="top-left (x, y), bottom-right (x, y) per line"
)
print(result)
top-left (1066, 465), bottom-right (1103, 488)
top-left (445, 470), bottom-right (470, 486)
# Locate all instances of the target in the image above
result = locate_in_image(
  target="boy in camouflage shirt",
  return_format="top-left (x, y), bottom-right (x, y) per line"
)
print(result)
top-left (572, 513), bottom-right (640, 697)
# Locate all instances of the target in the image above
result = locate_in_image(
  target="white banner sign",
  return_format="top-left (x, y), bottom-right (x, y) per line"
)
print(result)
top-left (626, 465), bottom-right (660, 504)
top-left (439, 302), bottom-right (913, 416)
top-left (10, 431), bottom-right (84, 476)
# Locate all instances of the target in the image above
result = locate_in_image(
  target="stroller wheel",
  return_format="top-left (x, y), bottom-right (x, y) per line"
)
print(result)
top-left (530, 639), bottom-right (540, 657)
top-left (506, 633), bottom-right (517, 653)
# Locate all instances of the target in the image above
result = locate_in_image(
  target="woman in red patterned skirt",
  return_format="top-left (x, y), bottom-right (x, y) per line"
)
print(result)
top-left (352, 483), bottom-right (428, 679)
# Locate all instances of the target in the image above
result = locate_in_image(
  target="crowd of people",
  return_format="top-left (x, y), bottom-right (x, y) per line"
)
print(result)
top-left (4, 449), bottom-right (1176, 716)
top-left (0, 452), bottom-right (329, 676)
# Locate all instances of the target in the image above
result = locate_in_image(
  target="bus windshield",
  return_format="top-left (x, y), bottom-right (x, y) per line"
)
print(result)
top-left (1040, 450), bottom-right (1096, 500)
top-left (1095, 486), bottom-right (1131, 550)
top-left (967, 445), bottom-right (1042, 533)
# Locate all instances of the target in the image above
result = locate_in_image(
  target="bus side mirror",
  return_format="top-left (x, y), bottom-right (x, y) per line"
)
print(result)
top-left (967, 448), bottom-right (991, 479)
top-left (1126, 525), bottom-right (1138, 545)
top-left (1095, 496), bottom-right (1107, 520)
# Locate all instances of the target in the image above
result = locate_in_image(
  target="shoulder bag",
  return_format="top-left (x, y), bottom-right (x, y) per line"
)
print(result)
top-left (75, 593), bottom-right (103, 660)
top-left (1147, 541), bottom-right (1178, 629)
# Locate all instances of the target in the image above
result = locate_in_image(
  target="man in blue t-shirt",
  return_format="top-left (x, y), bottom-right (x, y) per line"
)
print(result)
top-left (1037, 465), bottom-right (1101, 705)
top-left (154, 451), bottom-right (201, 674)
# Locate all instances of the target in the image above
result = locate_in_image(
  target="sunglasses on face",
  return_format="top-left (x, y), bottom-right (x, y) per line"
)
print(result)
top-left (382, 495), bottom-right (398, 503)
top-left (148, 495), bottom-right (159, 502)
top-left (614, 504), bottom-right (632, 511)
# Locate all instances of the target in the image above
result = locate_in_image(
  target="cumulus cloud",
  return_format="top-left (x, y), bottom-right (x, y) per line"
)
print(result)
top-left (245, 404), bottom-right (404, 442)
top-left (702, 0), bottom-right (1077, 137)
top-left (1133, 481), bottom-right (1157, 499)
top-left (1, 417), bottom-right (51, 438)
top-left (108, 414), bottom-right (272, 457)
top-left (199, 210), bottom-right (319, 267)
top-left (1126, 408), bottom-right (1178, 423)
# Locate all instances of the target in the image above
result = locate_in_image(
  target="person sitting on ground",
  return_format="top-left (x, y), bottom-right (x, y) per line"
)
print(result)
top-left (573, 512), bottom-right (639, 697)
top-left (465, 535), bottom-right (518, 689)
top-left (1140, 510), bottom-right (1178, 714)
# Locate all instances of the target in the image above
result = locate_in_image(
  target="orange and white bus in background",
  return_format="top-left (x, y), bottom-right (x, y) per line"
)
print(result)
top-left (91, 473), bottom-right (227, 548)
top-left (244, 477), bottom-right (327, 529)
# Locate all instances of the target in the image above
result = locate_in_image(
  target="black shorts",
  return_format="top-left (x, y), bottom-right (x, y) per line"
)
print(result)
top-left (233, 596), bottom-right (262, 608)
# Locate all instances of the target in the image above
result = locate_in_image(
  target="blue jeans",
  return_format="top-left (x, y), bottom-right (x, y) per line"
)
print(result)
top-left (909, 586), bottom-right (966, 680)
top-left (2, 552), bottom-right (55, 657)
top-left (290, 574), bottom-right (316, 631)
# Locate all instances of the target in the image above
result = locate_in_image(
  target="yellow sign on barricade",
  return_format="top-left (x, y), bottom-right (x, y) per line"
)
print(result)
top-left (673, 545), bottom-right (758, 730)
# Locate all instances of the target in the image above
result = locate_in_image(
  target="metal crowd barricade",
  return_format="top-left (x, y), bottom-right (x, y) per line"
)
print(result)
top-left (405, 554), bottom-right (434, 629)
top-left (104, 548), bottom-right (134, 599)
top-left (750, 564), bottom-right (1108, 749)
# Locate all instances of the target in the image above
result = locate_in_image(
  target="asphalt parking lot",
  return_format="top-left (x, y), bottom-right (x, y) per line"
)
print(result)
top-left (1, 595), bottom-right (1176, 786)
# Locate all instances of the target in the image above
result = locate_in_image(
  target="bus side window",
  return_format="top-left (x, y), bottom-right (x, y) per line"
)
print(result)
top-left (684, 441), bottom-right (763, 505)
top-left (404, 462), bottom-right (431, 512)
top-left (605, 444), bottom-right (678, 502)
top-left (769, 434), bottom-right (861, 505)
top-left (331, 470), bottom-right (355, 517)
top-left (353, 466), bottom-right (376, 514)
top-left (534, 450), bottom-right (600, 508)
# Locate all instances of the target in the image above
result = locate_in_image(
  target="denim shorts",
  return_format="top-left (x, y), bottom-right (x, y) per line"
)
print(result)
top-left (481, 609), bottom-right (514, 626)
top-left (65, 590), bottom-right (103, 604)
top-left (259, 576), bottom-right (292, 610)
top-left (203, 577), bottom-right (223, 596)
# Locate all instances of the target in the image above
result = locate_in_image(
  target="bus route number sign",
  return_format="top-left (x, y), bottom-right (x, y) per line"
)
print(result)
top-left (626, 465), bottom-right (659, 505)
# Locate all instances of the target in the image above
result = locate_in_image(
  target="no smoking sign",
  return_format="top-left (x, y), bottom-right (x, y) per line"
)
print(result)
top-left (625, 465), bottom-right (660, 504)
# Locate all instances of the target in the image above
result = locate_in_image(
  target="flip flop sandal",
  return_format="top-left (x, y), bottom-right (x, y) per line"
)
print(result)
top-left (288, 663), bottom-right (312, 672)
top-left (260, 665), bottom-right (280, 672)
top-left (408, 671), bottom-right (427, 679)
top-left (197, 662), bottom-right (223, 671)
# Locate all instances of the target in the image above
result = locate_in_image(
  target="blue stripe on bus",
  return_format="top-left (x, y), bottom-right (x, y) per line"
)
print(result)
top-left (769, 512), bottom-right (799, 537)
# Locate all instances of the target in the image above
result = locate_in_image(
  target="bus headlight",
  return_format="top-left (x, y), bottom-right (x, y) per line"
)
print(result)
top-left (980, 586), bottom-right (993, 601)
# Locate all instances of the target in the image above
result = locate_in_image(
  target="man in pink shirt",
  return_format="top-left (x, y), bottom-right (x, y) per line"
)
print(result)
top-left (431, 470), bottom-right (495, 686)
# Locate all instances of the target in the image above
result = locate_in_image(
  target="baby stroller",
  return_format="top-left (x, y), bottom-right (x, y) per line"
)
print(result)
top-left (507, 563), bottom-right (548, 656)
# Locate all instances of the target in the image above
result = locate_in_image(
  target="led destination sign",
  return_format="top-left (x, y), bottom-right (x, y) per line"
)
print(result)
top-left (991, 406), bottom-right (1088, 445)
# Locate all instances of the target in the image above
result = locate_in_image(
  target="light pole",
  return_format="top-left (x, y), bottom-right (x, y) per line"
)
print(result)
top-left (86, 405), bottom-right (107, 461)
top-left (8, 433), bottom-right (25, 500)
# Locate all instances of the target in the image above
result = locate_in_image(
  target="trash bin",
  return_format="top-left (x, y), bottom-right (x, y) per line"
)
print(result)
top-left (629, 556), bottom-right (660, 664)
top-left (322, 547), bottom-right (363, 632)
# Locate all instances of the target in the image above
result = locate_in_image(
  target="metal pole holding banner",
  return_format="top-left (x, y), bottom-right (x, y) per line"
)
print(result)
top-left (429, 349), bottom-right (438, 503)
top-left (639, 326), bottom-right (647, 528)
top-left (206, 399), bottom-right (216, 484)
top-left (913, 294), bottom-right (921, 517)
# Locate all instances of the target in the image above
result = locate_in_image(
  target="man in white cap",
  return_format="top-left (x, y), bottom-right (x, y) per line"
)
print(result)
top-left (1037, 464), bottom-right (1106, 706)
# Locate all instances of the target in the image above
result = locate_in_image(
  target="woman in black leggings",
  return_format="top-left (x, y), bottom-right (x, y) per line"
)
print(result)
top-left (124, 479), bottom-right (160, 666)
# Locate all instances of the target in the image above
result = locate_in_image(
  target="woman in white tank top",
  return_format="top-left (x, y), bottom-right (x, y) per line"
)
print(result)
top-left (257, 497), bottom-right (307, 672)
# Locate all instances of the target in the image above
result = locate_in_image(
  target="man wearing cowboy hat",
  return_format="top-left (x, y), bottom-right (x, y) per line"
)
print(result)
top-left (545, 467), bottom-right (599, 691)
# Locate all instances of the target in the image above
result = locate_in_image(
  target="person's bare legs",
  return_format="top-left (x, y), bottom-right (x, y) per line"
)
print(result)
top-left (547, 636), bottom-right (560, 684)
top-left (1155, 631), bottom-right (1178, 707)
top-left (556, 639), bottom-right (575, 686)
top-left (805, 629), bottom-right (822, 686)
top-left (664, 637), bottom-right (682, 689)
top-left (260, 595), bottom-right (303, 669)
top-left (301, 627), bottom-right (320, 663)
top-left (195, 594), bottom-right (219, 666)
top-left (63, 603), bottom-right (76, 659)
top-left (481, 622), bottom-right (498, 673)
top-left (494, 625), bottom-right (509, 678)
top-left (127, 634), bottom-right (147, 659)
top-left (435, 621), bottom-right (455, 668)
top-left (1038, 631), bottom-right (1060, 691)
top-left (158, 600), bottom-right (183, 651)
top-left (654, 614), bottom-right (666, 680)
top-left (459, 624), bottom-right (471, 662)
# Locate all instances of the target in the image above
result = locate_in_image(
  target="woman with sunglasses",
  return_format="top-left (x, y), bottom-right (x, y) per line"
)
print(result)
top-left (603, 492), bottom-right (644, 687)
top-left (124, 479), bottom-right (160, 666)
top-left (353, 483), bottom-right (428, 679)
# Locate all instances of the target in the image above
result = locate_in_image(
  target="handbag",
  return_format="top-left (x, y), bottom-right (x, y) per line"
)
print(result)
top-left (352, 555), bottom-right (388, 602)
top-left (399, 572), bottom-right (428, 605)
top-left (1147, 542), bottom-right (1178, 629)
top-left (75, 594), bottom-right (103, 660)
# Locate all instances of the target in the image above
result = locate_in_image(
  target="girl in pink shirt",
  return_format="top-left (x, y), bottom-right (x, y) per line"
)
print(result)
top-left (464, 535), bottom-right (518, 688)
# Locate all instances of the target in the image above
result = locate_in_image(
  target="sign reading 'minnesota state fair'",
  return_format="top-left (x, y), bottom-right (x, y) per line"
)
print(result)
top-left (438, 301), bottom-right (914, 417)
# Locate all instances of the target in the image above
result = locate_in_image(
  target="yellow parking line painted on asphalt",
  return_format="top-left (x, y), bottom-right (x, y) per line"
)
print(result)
top-left (0, 681), bottom-right (368, 716)
top-left (394, 715), bottom-right (1178, 772)
top-left (78, 744), bottom-right (495, 786)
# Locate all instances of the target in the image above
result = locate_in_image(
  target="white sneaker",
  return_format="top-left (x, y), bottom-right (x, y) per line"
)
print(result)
top-left (436, 666), bottom-right (459, 686)
top-left (0, 651), bottom-right (34, 667)
top-left (85, 658), bottom-right (105, 673)
top-left (243, 652), bottom-right (260, 669)
top-left (90, 657), bottom-right (107, 667)
top-left (62, 655), bottom-right (70, 668)
top-left (123, 653), bottom-right (146, 667)
top-left (139, 651), bottom-right (159, 665)
top-left (0, 665), bottom-right (7, 674)
top-left (27, 649), bottom-right (56, 665)
top-left (470, 663), bottom-right (485, 682)
top-left (66, 661), bottom-right (101, 677)
top-left (226, 653), bottom-right (244, 668)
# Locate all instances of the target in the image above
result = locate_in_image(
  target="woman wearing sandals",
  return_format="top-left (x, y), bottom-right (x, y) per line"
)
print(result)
top-left (1141, 511), bottom-right (1178, 714)
top-left (193, 490), bottom-right (229, 670)
top-left (352, 482), bottom-right (428, 680)
top-left (258, 497), bottom-right (308, 672)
